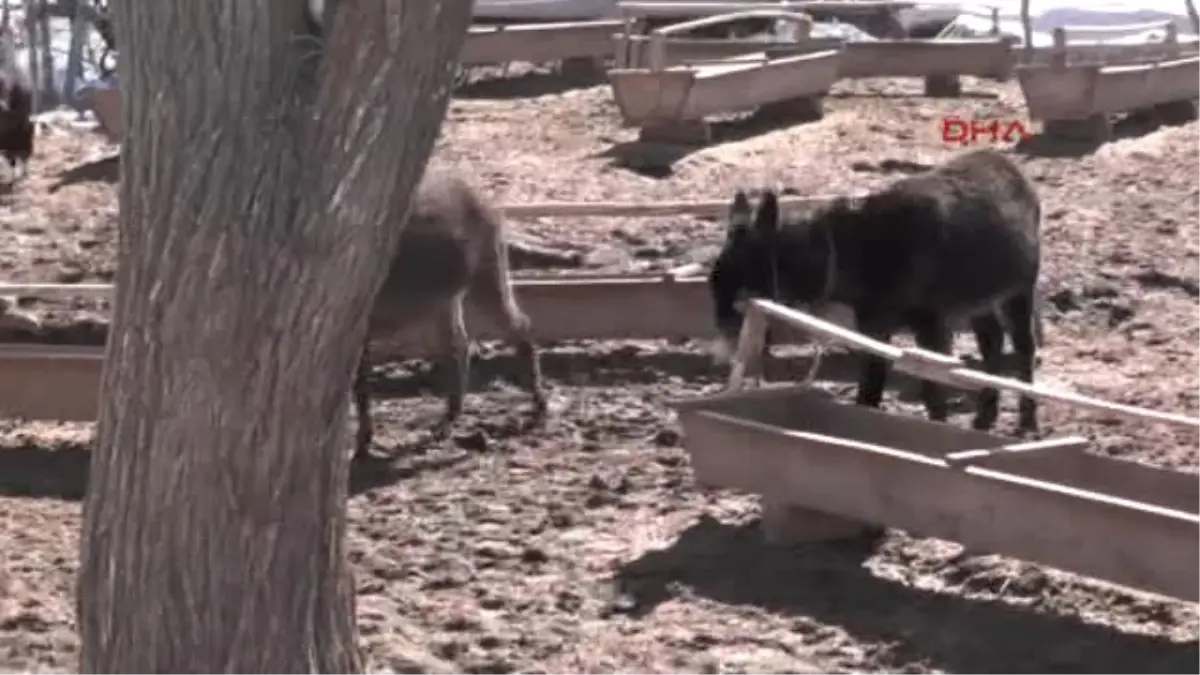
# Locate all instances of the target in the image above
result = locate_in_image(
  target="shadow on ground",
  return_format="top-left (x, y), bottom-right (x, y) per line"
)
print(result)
top-left (0, 436), bottom-right (472, 501)
top-left (829, 88), bottom-right (1001, 101)
top-left (598, 109), bottom-right (825, 179)
top-left (615, 516), bottom-right (1199, 673)
top-left (1015, 109), bottom-right (1196, 159)
top-left (48, 153), bottom-right (121, 193)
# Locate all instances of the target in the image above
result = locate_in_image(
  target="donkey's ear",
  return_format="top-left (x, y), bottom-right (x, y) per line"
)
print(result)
top-left (727, 190), bottom-right (752, 234)
top-left (753, 190), bottom-right (780, 240)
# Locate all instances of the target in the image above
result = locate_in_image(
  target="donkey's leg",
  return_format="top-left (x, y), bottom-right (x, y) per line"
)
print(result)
top-left (909, 311), bottom-right (954, 423)
top-left (436, 294), bottom-right (471, 431)
top-left (471, 275), bottom-right (548, 422)
top-left (1003, 291), bottom-right (1040, 432)
top-left (352, 340), bottom-right (375, 460)
top-left (969, 311), bottom-right (1007, 431)
top-left (853, 312), bottom-right (893, 409)
top-left (855, 353), bottom-right (890, 408)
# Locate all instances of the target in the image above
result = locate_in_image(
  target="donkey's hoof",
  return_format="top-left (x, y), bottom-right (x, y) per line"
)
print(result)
top-left (353, 437), bottom-right (374, 462)
top-left (970, 411), bottom-right (998, 431)
top-left (432, 415), bottom-right (460, 441)
top-left (522, 414), bottom-right (549, 434)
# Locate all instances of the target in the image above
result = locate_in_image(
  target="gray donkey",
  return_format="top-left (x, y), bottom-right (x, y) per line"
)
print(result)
top-left (708, 149), bottom-right (1043, 432)
top-left (354, 172), bottom-right (548, 459)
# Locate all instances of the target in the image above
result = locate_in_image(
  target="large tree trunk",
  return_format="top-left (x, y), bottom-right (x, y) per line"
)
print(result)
top-left (75, 0), bottom-right (474, 672)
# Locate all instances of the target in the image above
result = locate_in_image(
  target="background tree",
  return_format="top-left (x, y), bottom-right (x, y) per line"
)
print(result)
top-left (75, 0), bottom-right (473, 671)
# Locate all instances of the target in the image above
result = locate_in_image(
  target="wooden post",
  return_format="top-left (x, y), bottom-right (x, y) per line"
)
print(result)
top-left (648, 31), bottom-right (665, 71)
top-left (1165, 22), bottom-right (1180, 57)
top-left (1020, 0), bottom-right (1033, 60)
top-left (1185, 0), bottom-right (1199, 36)
top-left (65, 0), bottom-right (89, 109)
top-left (20, 0), bottom-right (39, 113)
top-left (35, 0), bottom-right (55, 108)
top-left (1051, 26), bottom-right (1067, 69)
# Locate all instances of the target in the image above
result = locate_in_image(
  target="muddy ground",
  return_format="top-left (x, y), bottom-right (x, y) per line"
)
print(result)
top-left (0, 67), bottom-right (1196, 673)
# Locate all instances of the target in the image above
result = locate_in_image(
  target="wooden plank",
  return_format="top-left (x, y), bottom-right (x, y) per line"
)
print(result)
top-left (460, 20), bottom-right (622, 65)
top-left (942, 437), bottom-right (1089, 468)
top-left (673, 389), bottom-right (1199, 601)
top-left (746, 299), bottom-right (1200, 430)
top-left (0, 283), bottom-right (113, 299)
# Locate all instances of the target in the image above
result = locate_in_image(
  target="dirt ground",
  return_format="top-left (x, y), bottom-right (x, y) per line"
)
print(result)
top-left (0, 66), bottom-right (1197, 673)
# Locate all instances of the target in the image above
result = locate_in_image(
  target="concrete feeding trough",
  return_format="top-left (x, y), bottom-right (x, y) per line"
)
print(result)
top-left (0, 267), bottom-right (825, 423)
top-left (618, 33), bottom-right (1015, 97)
top-left (615, 29), bottom-right (842, 69)
top-left (835, 36), bottom-right (1016, 96)
top-left (608, 10), bottom-right (841, 144)
top-left (667, 297), bottom-right (1199, 602)
top-left (0, 274), bottom-right (720, 423)
top-left (460, 19), bottom-right (624, 72)
top-left (616, 2), bottom-right (1013, 99)
top-left (671, 383), bottom-right (1200, 603)
top-left (0, 221), bottom-right (890, 425)
top-left (1017, 24), bottom-right (1200, 141)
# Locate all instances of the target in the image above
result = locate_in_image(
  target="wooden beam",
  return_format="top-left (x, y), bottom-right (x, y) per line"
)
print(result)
top-left (672, 385), bottom-right (1200, 602)
top-left (0, 283), bottom-right (112, 299)
top-left (942, 436), bottom-right (1090, 469)
top-left (744, 299), bottom-right (1200, 430)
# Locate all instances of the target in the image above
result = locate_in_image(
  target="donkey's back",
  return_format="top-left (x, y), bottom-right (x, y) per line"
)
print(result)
top-left (368, 173), bottom-right (507, 334)
top-left (857, 149), bottom-right (1041, 322)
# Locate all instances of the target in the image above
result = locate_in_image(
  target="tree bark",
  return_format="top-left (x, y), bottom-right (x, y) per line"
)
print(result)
top-left (75, 0), bottom-right (473, 672)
